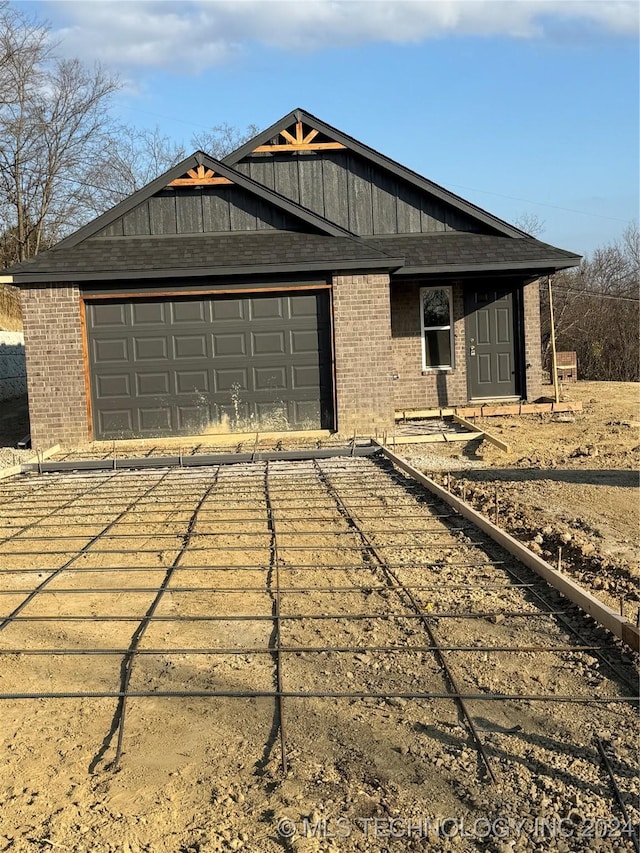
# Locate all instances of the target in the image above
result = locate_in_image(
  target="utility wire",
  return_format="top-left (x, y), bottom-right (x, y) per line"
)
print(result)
top-left (446, 183), bottom-right (633, 225)
top-left (549, 285), bottom-right (639, 304)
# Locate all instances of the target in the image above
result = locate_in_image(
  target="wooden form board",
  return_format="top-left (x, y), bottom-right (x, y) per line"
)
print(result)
top-left (89, 430), bottom-right (332, 451)
top-left (395, 401), bottom-right (583, 421)
top-left (452, 414), bottom-right (510, 453)
top-left (0, 444), bottom-right (61, 481)
top-left (378, 444), bottom-right (640, 652)
top-left (388, 431), bottom-right (483, 446)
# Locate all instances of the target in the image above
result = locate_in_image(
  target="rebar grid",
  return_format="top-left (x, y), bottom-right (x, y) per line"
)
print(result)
top-left (0, 454), bottom-right (637, 789)
top-left (312, 458), bottom-right (498, 783)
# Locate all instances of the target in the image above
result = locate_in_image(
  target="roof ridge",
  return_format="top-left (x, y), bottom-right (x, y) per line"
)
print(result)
top-left (223, 108), bottom-right (529, 239)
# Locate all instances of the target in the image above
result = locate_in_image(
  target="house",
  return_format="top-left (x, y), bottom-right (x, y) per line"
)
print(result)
top-left (2, 108), bottom-right (581, 448)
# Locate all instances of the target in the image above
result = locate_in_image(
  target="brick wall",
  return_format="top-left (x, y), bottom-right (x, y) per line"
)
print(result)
top-left (391, 279), bottom-right (546, 410)
top-left (391, 282), bottom-right (469, 411)
top-left (332, 273), bottom-right (395, 435)
top-left (20, 285), bottom-right (90, 449)
top-left (18, 276), bottom-right (544, 448)
top-left (522, 277), bottom-right (543, 401)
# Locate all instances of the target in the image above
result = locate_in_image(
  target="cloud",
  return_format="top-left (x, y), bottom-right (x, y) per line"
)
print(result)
top-left (49, 1), bottom-right (640, 70)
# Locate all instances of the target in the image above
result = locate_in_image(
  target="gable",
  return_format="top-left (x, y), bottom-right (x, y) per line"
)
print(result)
top-left (39, 150), bottom-right (354, 256)
top-left (94, 184), bottom-right (309, 237)
top-left (233, 148), bottom-right (490, 237)
top-left (225, 111), bottom-right (523, 238)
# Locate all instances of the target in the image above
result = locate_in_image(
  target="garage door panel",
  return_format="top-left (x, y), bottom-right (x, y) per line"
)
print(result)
top-left (288, 293), bottom-right (319, 317)
top-left (173, 334), bottom-right (208, 359)
top-left (215, 368), bottom-right (248, 392)
top-left (250, 296), bottom-right (284, 320)
top-left (254, 366), bottom-right (287, 390)
top-left (291, 329), bottom-right (320, 354)
top-left (89, 302), bottom-right (128, 327)
top-left (176, 404), bottom-right (213, 432)
top-left (293, 400), bottom-right (321, 424)
top-left (93, 338), bottom-right (129, 363)
top-left (176, 370), bottom-right (209, 394)
top-left (138, 407), bottom-right (172, 432)
top-left (251, 331), bottom-right (286, 356)
top-left (218, 401), bottom-right (250, 424)
top-left (136, 372), bottom-right (170, 396)
top-left (212, 299), bottom-right (245, 321)
top-left (95, 374), bottom-right (131, 399)
top-left (170, 300), bottom-right (208, 323)
top-left (87, 290), bottom-right (333, 439)
top-left (98, 409), bottom-right (134, 434)
top-left (254, 401), bottom-right (290, 424)
top-left (213, 333), bottom-right (246, 357)
top-left (134, 337), bottom-right (168, 360)
top-left (292, 365), bottom-right (320, 389)
top-left (132, 302), bottom-right (165, 325)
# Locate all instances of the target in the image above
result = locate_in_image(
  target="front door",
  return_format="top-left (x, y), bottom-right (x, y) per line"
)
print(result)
top-left (464, 287), bottom-right (518, 400)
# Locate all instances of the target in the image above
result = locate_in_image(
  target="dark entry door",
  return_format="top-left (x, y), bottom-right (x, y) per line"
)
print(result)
top-left (86, 290), bottom-right (333, 440)
top-left (464, 287), bottom-right (518, 400)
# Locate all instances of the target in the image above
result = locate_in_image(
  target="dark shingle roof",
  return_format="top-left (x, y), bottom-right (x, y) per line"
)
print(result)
top-left (9, 232), bottom-right (402, 283)
top-left (366, 234), bottom-right (580, 274)
top-left (8, 230), bottom-right (580, 284)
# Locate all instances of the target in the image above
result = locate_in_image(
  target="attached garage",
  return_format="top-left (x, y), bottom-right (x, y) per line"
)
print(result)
top-left (85, 289), bottom-right (334, 440)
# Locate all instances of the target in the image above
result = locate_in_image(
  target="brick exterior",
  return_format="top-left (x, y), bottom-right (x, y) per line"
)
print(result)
top-left (391, 279), bottom-right (544, 411)
top-left (20, 285), bottom-right (89, 449)
top-left (332, 273), bottom-right (395, 435)
top-left (18, 276), bottom-right (544, 447)
top-left (391, 281), bottom-right (469, 410)
top-left (522, 278), bottom-right (544, 401)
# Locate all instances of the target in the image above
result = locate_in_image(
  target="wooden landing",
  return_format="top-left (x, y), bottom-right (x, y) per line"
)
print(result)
top-left (385, 419), bottom-right (483, 446)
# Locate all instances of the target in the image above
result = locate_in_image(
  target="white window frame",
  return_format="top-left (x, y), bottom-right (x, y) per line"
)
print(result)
top-left (420, 285), bottom-right (454, 371)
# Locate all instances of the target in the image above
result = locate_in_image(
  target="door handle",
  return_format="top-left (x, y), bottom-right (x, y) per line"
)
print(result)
top-left (470, 345), bottom-right (476, 356)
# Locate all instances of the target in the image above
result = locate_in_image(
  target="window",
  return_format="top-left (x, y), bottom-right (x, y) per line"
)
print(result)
top-left (420, 286), bottom-right (453, 370)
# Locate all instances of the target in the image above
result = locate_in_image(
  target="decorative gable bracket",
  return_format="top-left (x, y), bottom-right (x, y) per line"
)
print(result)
top-left (253, 121), bottom-right (346, 154)
top-left (168, 164), bottom-right (233, 187)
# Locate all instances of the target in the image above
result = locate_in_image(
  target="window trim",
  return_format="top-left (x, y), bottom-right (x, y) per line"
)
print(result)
top-left (420, 285), bottom-right (454, 371)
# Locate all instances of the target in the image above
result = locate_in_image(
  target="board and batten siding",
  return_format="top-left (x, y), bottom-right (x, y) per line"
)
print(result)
top-left (96, 186), bottom-right (305, 237)
top-left (234, 151), bottom-right (488, 237)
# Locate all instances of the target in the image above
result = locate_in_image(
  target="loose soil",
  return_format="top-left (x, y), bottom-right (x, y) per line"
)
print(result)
top-left (0, 455), bottom-right (637, 853)
top-left (400, 382), bottom-right (640, 618)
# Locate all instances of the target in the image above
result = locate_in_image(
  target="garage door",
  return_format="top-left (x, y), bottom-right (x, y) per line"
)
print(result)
top-left (86, 290), bottom-right (333, 440)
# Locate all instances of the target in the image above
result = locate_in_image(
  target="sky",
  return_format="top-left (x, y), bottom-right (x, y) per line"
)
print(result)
top-left (24, 0), bottom-right (640, 256)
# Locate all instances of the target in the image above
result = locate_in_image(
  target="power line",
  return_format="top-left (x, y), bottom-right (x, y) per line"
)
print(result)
top-left (551, 285), bottom-right (639, 304)
top-left (445, 183), bottom-right (633, 225)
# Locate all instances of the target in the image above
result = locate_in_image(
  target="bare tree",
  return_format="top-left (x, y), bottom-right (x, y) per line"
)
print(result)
top-left (191, 122), bottom-right (260, 159)
top-left (88, 125), bottom-right (186, 212)
top-left (0, 4), bottom-right (119, 266)
top-left (85, 121), bottom-right (260, 214)
top-left (514, 212), bottom-right (546, 237)
top-left (85, 120), bottom-right (260, 213)
top-left (541, 224), bottom-right (639, 381)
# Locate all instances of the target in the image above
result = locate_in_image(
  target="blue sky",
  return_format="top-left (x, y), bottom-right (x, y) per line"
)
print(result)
top-left (28, 1), bottom-right (640, 255)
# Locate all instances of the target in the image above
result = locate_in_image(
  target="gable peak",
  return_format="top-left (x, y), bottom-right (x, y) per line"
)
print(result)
top-left (167, 163), bottom-right (233, 187)
top-left (251, 117), bottom-right (346, 155)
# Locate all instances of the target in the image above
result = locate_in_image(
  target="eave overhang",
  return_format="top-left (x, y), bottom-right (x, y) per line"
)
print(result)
top-left (10, 256), bottom-right (405, 286)
top-left (394, 257), bottom-right (581, 276)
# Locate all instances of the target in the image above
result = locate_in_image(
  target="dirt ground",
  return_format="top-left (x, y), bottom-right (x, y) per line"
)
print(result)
top-left (0, 455), bottom-right (637, 853)
top-left (401, 382), bottom-right (640, 618)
